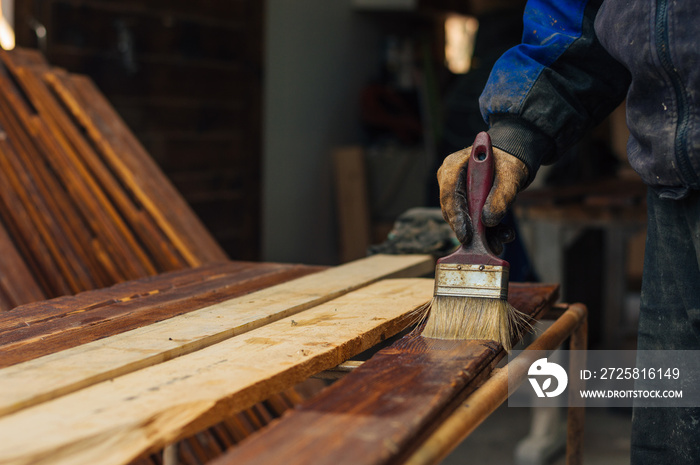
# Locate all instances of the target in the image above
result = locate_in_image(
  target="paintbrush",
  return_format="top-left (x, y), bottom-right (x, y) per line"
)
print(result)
top-left (422, 132), bottom-right (528, 351)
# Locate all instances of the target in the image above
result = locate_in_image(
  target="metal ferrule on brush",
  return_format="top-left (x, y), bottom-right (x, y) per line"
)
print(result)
top-left (434, 262), bottom-right (509, 300)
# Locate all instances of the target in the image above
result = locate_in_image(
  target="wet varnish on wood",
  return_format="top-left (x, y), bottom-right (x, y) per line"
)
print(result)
top-left (212, 283), bottom-right (559, 465)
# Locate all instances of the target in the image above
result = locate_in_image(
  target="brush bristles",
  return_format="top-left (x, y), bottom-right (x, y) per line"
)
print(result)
top-left (420, 296), bottom-right (531, 352)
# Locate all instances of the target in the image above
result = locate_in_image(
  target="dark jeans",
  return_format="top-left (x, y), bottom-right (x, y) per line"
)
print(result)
top-left (631, 188), bottom-right (700, 464)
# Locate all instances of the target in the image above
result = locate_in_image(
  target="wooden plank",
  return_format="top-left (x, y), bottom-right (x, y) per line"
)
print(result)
top-left (404, 303), bottom-right (587, 465)
top-left (45, 68), bottom-right (227, 266)
top-left (221, 337), bottom-right (497, 465)
top-left (0, 207), bottom-right (46, 311)
top-left (0, 262), bottom-right (258, 332)
top-left (0, 277), bottom-right (434, 465)
top-left (0, 130), bottom-right (101, 293)
top-left (0, 107), bottom-right (117, 293)
top-left (0, 142), bottom-right (76, 297)
top-left (0, 54), bottom-right (154, 284)
top-left (0, 70), bottom-right (106, 295)
top-left (1, 55), bottom-right (159, 280)
top-left (333, 146), bottom-right (371, 263)
top-left (0, 254), bottom-right (433, 417)
top-left (0, 261), bottom-right (324, 368)
top-left (13, 60), bottom-right (187, 272)
top-left (214, 283), bottom-right (560, 465)
top-left (0, 47), bottom-right (230, 297)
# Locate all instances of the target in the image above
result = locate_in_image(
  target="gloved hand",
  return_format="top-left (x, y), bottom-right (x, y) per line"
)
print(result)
top-left (437, 145), bottom-right (529, 254)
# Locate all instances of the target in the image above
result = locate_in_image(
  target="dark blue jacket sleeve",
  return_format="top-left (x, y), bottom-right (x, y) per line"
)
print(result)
top-left (479, 0), bottom-right (631, 184)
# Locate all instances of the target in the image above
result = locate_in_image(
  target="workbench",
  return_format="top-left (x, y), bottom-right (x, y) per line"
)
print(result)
top-left (0, 254), bottom-right (586, 465)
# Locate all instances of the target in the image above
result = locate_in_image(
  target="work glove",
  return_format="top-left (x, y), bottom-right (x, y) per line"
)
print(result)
top-left (437, 145), bottom-right (529, 254)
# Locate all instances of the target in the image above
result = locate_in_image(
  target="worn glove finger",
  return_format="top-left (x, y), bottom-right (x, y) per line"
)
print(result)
top-left (486, 224), bottom-right (515, 256)
top-left (496, 224), bottom-right (515, 244)
top-left (482, 148), bottom-right (529, 227)
top-left (437, 147), bottom-right (472, 244)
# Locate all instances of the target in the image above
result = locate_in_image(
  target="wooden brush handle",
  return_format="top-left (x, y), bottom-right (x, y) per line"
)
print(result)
top-left (439, 132), bottom-right (508, 267)
top-left (467, 132), bottom-right (494, 244)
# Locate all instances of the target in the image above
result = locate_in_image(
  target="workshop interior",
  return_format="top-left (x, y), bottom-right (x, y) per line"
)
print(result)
top-left (0, 0), bottom-right (652, 464)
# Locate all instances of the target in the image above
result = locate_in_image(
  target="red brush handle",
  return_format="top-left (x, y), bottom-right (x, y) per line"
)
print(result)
top-left (439, 132), bottom-right (508, 267)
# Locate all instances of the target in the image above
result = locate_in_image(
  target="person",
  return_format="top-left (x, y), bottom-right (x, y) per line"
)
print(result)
top-left (436, 1), bottom-right (700, 464)
top-left (436, 6), bottom-right (539, 283)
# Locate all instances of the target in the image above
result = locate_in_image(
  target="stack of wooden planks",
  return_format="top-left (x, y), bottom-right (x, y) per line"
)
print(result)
top-left (0, 254), bottom-right (436, 465)
top-left (0, 48), bottom-right (428, 465)
top-left (0, 47), bottom-right (226, 310)
top-left (17, 0), bottom-right (266, 259)
top-left (0, 260), bottom-right (327, 465)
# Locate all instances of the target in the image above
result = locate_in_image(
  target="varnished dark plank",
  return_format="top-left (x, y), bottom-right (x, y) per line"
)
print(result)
top-left (211, 283), bottom-right (559, 465)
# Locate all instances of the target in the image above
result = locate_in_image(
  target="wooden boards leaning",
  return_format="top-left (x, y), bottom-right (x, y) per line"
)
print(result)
top-left (0, 254), bottom-right (432, 418)
top-left (212, 283), bottom-right (560, 465)
top-left (0, 218), bottom-right (46, 309)
top-left (0, 46), bottom-right (228, 309)
top-left (0, 277), bottom-right (435, 465)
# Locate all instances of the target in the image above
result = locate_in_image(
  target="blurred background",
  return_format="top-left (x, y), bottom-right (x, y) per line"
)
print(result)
top-left (1, 1), bottom-right (644, 462)
top-left (5, 0), bottom-right (644, 348)
top-left (0, 0), bottom-right (645, 345)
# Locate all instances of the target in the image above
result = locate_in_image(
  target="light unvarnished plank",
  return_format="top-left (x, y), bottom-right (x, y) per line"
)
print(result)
top-left (0, 278), bottom-right (434, 465)
top-left (0, 254), bottom-right (432, 417)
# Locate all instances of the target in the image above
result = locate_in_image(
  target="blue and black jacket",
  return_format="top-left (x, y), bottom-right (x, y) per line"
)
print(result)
top-left (480, 0), bottom-right (700, 198)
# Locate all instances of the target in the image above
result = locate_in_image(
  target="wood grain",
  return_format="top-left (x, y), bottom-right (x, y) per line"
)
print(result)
top-left (0, 261), bottom-right (323, 368)
top-left (0, 47), bottom-right (230, 305)
top-left (405, 303), bottom-right (587, 465)
top-left (212, 283), bottom-right (559, 465)
top-left (46, 66), bottom-right (227, 266)
top-left (0, 217), bottom-right (46, 310)
top-left (0, 278), bottom-right (434, 465)
top-left (6, 61), bottom-right (156, 281)
top-left (0, 254), bottom-right (433, 417)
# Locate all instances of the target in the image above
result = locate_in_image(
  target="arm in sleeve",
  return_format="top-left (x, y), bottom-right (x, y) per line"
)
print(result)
top-left (479, 0), bottom-right (631, 185)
